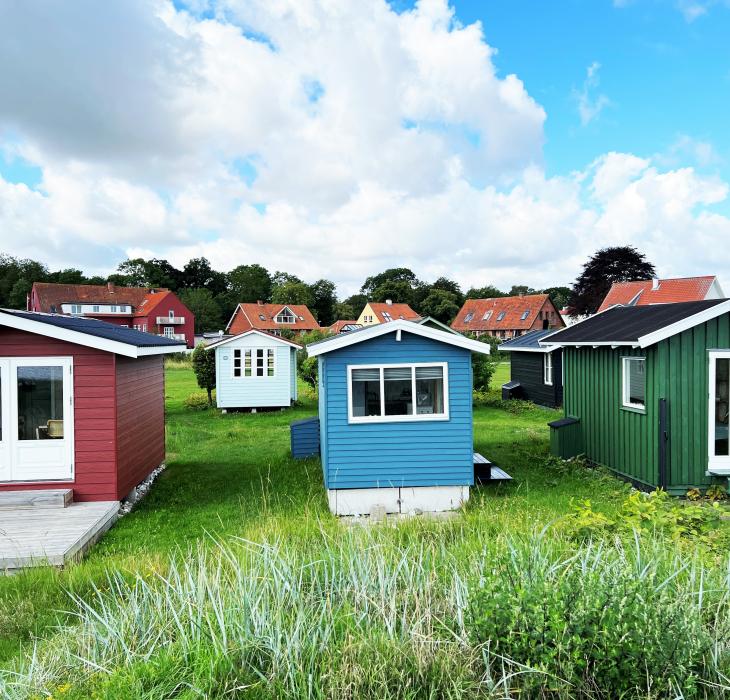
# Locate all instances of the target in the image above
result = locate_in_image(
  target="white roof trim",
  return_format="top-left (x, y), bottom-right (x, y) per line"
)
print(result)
top-left (224, 303), bottom-right (242, 333)
top-left (0, 311), bottom-right (186, 358)
top-left (499, 345), bottom-right (554, 353)
top-left (415, 316), bottom-right (459, 335)
top-left (206, 328), bottom-right (302, 350)
top-left (306, 319), bottom-right (490, 357)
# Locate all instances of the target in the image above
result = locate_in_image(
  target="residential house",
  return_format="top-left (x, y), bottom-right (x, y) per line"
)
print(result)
top-left (28, 282), bottom-right (195, 348)
top-left (356, 300), bottom-right (420, 326)
top-left (544, 299), bottom-right (730, 493)
top-left (451, 294), bottom-right (564, 339)
top-left (306, 319), bottom-right (491, 515)
top-left (226, 302), bottom-right (320, 336)
top-left (329, 320), bottom-right (362, 334)
top-left (0, 310), bottom-right (185, 501)
top-left (598, 276), bottom-right (725, 312)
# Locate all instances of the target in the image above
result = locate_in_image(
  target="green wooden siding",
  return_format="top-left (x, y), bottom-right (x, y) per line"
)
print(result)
top-left (559, 312), bottom-right (730, 493)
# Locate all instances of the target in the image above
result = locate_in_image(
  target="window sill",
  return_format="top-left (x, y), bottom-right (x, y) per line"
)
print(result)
top-left (621, 404), bottom-right (646, 415)
top-left (348, 414), bottom-right (450, 425)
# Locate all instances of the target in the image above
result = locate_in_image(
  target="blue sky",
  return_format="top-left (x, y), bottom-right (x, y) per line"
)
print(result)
top-left (0, 0), bottom-right (728, 292)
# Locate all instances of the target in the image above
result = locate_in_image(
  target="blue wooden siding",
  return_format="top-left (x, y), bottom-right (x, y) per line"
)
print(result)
top-left (318, 356), bottom-right (329, 487)
top-left (320, 332), bottom-right (474, 489)
top-left (215, 335), bottom-right (295, 409)
top-left (291, 417), bottom-right (320, 458)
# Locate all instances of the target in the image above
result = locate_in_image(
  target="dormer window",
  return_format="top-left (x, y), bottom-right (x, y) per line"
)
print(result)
top-left (275, 307), bottom-right (296, 323)
top-left (496, 312), bottom-right (506, 321)
top-left (464, 312), bottom-right (474, 322)
top-left (520, 310), bottom-right (529, 320)
top-left (483, 310), bottom-right (493, 321)
top-left (259, 314), bottom-right (266, 321)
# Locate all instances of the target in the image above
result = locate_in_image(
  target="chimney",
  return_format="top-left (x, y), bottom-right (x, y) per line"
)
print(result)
top-left (257, 300), bottom-right (264, 305)
top-left (652, 278), bottom-right (660, 291)
top-left (107, 281), bottom-right (115, 293)
top-left (385, 299), bottom-right (393, 305)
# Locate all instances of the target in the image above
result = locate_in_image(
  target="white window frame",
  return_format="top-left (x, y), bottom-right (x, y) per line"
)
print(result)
top-left (622, 356), bottom-right (646, 411)
top-left (232, 348), bottom-right (275, 378)
top-left (275, 307), bottom-right (296, 324)
top-left (70, 304), bottom-right (82, 315)
top-left (543, 352), bottom-right (553, 386)
top-left (346, 362), bottom-right (449, 424)
top-left (708, 351), bottom-right (730, 474)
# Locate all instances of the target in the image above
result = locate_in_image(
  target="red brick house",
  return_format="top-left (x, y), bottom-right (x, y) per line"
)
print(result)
top-left (598, 276), bottom-right (725, 312)
top-left (28, 282), bottom-right (195, 348)
top-left (451, 294), bottom-right (565, 339)
top-left (0, 310), bottom-right (185, 501)
top-left (226, 302), bottom-right (320, 336)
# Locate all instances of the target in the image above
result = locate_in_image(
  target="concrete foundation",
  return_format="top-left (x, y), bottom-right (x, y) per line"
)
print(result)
top-left (327, 485), bottom-right (469, 517)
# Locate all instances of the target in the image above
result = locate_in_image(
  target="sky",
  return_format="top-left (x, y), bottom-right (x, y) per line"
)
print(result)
top-left (0, 0), bottom-right (729, 296)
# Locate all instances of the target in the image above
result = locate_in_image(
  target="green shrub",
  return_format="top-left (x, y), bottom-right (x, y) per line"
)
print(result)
top-left (184, 391), bottom-right (213, 410)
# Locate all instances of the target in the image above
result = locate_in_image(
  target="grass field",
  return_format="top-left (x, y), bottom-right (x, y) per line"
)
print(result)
top-left (1, 362), bottom-right (729, 698)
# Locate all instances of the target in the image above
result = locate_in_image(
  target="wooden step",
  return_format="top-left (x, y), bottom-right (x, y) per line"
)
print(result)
top-left (0, 489), bottom-right (73, 510)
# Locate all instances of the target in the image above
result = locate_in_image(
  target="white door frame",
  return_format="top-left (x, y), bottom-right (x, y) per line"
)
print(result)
top-left (708, 351), bottom-right (730, 475)
top-left (0, 357), bottom-right (74, 483)
top-left (0, 360), bottom-right (10, 482)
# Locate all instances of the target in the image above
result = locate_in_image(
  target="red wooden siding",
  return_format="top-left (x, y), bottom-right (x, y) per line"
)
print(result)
top-left (0, 328), bottom-right (118, 501)
top-left (115, 355), bottom-right (165, 499)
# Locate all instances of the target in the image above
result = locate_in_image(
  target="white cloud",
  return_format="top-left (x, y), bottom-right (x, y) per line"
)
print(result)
top-left (0, 0), bottom-right (728, 296)
top-left (655, 134), bottom-right (722, 169)
top-left (574, 62), bottom-right (611, 126)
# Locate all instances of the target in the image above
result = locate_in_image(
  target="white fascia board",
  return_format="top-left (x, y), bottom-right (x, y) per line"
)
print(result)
top-left (306, 319), bottom-right (490, 357)
top-left (224, 304), bottom-right (243, 333)
top-left (541, 341), bottom-right (638, 349)
top-left (0, 311), bottom-right (184, 358)
top-left (637, 299), bottom-right (730, 348)
top-left (499, 345), bottom-right (553, 353)
top-left (207, 328), bottom-right (302, 350)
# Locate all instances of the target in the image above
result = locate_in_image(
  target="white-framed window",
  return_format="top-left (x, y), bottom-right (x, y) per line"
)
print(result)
top-left (622, 357), bottom-right (646, 410)
top-left (275, 308), bottom-right (295, 323)
top-left (543, 352), bottom-right (553, 385)
top-left (111, 305), bottom-right (117, 312)
top-left (483, 310), bottom-right (493, 321)
top-left (382, 312), bottom-right (393, 322)
top-left (70, 304), bottom-right (82, 314)
top-left (521, 310), bottom-right (529, 320)
top-left (121, 324), bottom-right (129, 328)
top-left (163, 327), bottom-right (174, 337)
top-left (496, 311), bottom-right (505, 321)
top-left (347, 362), bottom-right (449, 424)
top-left (233, 348), bottom-right (274, 378)
top-left (92, 305), bottom-right (100, 313)
top-left (142, 324), bottom-right (147, 333)
top-left (709, 351), bottom-right (730, 472)
top-left (464, 312), bottom-right (474, 322)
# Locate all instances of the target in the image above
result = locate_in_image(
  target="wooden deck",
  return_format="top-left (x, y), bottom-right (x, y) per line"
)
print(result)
top-left (473, 452), bottom-right (513, 484)
top-left (0, 501), bottom-right (119, 572)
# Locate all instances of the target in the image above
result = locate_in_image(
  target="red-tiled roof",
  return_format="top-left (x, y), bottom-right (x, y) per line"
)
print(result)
top-left (227, 303), bottom-right (320, 333)
top-left (31, 282), bottom-right (179, 317)
top-left (598, 276), bottom-right (720, 312)
top-left (368, 302), bottom-right (420, 322)
top-left (329, 320), bottom-right (361, 333)
top-left (451, 294), bottom-right (563, 332)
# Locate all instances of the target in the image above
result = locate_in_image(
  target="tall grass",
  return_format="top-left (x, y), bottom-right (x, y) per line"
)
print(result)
top-left (2, 525), bottom-right (730, 699)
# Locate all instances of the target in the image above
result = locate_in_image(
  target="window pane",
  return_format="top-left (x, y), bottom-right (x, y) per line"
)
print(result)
top-left (352, 369), bottom-right (381, 417)
top-left (626, 359), bottom-right (645, 407)
top-left (415, 366), bottom-right (444, 415)
top-left (244, 350), bottom-right (252, 376)
top-left (384, 367), bottom-right (412, 416)
top-left (715, 359), bottom-right (729, 457)
top-left (267, 349), bottom-right (275, 377)
top-left (17, 366), bottom-right (64, 441)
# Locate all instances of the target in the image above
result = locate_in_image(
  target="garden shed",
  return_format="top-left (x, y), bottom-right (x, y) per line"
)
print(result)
top-left (543, 299), bottom-right (730, 494)
top-left (0, 310), bottom-right (185, 501)
top-left (207, 330), bottom-right (300, 410)
top-left (499, 329), bottom-right (563, 408)
top-left (306, 320), bottom-right (491, 515)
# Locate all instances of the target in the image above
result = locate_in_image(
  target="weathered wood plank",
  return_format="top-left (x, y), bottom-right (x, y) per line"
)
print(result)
top-left (0, 489), bottom-right (72, 509)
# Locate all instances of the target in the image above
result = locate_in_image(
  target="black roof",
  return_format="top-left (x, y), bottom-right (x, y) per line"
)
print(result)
top-left (499, 329), bottom-right (558, 351)
top-left (543, 299), bottom-right (727, 345)
top-left (0, 310), bottom-right (185, 348)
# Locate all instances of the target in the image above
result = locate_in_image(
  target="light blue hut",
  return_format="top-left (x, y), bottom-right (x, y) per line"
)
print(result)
top-left (208, 330), bottom-right (300, 410)
top-left (306, 319), bottom-right (490, 515)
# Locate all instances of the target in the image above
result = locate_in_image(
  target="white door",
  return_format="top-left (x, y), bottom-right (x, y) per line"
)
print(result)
top-left (0, 357), bottom-right (74, 482)
top-left (709, 351), bottom-right (730, 475)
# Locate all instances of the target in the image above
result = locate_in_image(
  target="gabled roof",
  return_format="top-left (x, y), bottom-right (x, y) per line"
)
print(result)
top-left (366, 302), bottom-right (420, 322)
top-left (415, 316), bottom-right (459, 334)
top-left (306, 318), bottom-right (491, 357)
top-left (499, 329), bottom-right (559, 353)
top-left (329, 320), bottom-right (362, 334)
top-left (541, 299), bottom-right (730, 349)
top-left (205, 329), bottom-right (302, 350)
top-left (597, 276), bottom-right (723, 312)
top-left (226, 303), bottom-right (320, 332)
top-left (0, 310), bottom-right (187, 357)
top-left (451, 294), bottom-right (563, 332)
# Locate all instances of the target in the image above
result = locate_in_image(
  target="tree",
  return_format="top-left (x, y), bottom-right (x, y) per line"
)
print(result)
top-left (419, 289), bottom-right (461, 323)
top-left (370, 280), bottom-right (416, 306)
top-left (430, 277), bottom-right (464, 303)
top-left (340, 294), bottom-right (367, 319)
top-left (310, 279), bottom-right (338, 326)
top-left (296, 329), bottom-right (331, 387)
top-left (541, 286), bottom-right (571, 311)
top-left (568, 246), bottom-right (656, 316)
top-left (508, 285), bottom-right (537, 297)
top-left (361, 268), bottom-right (420, 298)
top-left (271, 271), bottom-right (303, 288)
top-left (182, 257), bottom-right (227, 295)
top-left (179, 288), bottom-right (224, 333)
top-left (467, 334), bottom-right (497, 392)
top-left (0, 256), bottom-right (49, 308)
top-left (47, 268), bottom-right (86, 284)
top-left (271, 281), bottom-right (314, 307)
top-left (192, 343), bottom-right (216, 406)
top-left (116, 258), bottom-right (183, 290)
top-left (466, 285), bottom-right (505, 300)
top-left (226, 264), bottom-right (272, 303)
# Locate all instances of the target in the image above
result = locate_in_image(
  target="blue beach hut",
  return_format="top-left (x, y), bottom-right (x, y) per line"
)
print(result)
top-left (306, 319), bottom-right (490, 515)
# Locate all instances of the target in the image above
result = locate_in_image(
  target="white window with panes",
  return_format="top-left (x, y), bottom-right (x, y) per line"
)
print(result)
top-left (622, 357), bottom-right (646, 410)
top-left (233, 348), bottom-right (275, 378)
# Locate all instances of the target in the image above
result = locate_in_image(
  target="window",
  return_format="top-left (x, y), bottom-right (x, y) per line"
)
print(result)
top-left (464, 312), bottom-right (474, 322)
top-left (521, 310), bottom-right (529, 320)
top-left (348, 363), bottom-right (448, 423)
top-left (169, 310), bottom-right (175, 319)
top-left (622, 357), bottom-right (646, 410)
top-left (710, 353), bottom-right (729, 465)
top-left (382, 312), bottom-right (393, 322)
top-left (92, 305), bottom-right (100, 313)
top-left (543, 353), bottom-right (553, 385)
top-left (142, 324), bottom-right (147, 333)
top-left (275, 308), bottom-right (295, 323)
top-left (111, 305), bottom-right (117, 312)
top-left (259, 314), bottom-right (266, 321)
top-left (16, 366), bottom-right (65, 441)
top-left (482, 310), bottom-right (493, 321)
top-left (163, 327), bottom-right (174, 337)
top-left (70, 305), bottom-right (82, 314)
top-left (234, 349), bottom-right (274, 377)
top-left (496, 311), bottom-right (505, 321)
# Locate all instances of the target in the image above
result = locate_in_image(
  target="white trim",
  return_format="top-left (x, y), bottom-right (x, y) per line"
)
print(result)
top-left (415, 316), bottom-right (460, 335)
top-left (346, 362), bottom-right (449, 424)
top-left (708, 351), bottom-right (730, 474)
top-left (621, 356), bottom-right (646, 411)
top-left (0, 311), bottom-right (185, 358)
top-left (306, 319), bottom-right (490, 357)
top-left (224, 304), bottom-right (243, 333)
top-left (206, 328), bottom-right (302, 350)
top-left (543, 353), bottom-right (553, 386)
top-left (637, 300), bottom-right (730, 347)
top-left (499, 345), bottom-right (554, 353)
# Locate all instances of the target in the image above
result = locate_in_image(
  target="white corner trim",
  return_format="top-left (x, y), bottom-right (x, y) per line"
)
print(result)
top-left (306, 319), bottom-right (490, 357)
top-left (206, 328), bottom-right (302, 350)
top-left (637, 300), bottom-right (730, 348)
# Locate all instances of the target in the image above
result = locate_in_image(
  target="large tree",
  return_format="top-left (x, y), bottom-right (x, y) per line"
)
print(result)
top-left (310, 279), bottom-right (338, 326)
top-left (271, 281), bottom-right (314, 307)
top-left (182, 257), bottom-right (227, 295)
top-left (568, 246), bottom-right (656, 316)
top-left (360, 267), bottom-right (420, 298)
top-left (179, 288), bottom-right (224, 334)
top-left (465, 285), bottom-right (505, 300)
top-left (340, 294), bottom-right (367, 320)
top-left (226, 264), bottom-right (272, 304)
top-left (0, 255), bottom-right (49, 308)
top-left (419, 289), bottom-right (461, 323)
top-left (115, 258), bottom-right (183, 290)
top-left (541, 285), bottom-right (572, 311)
